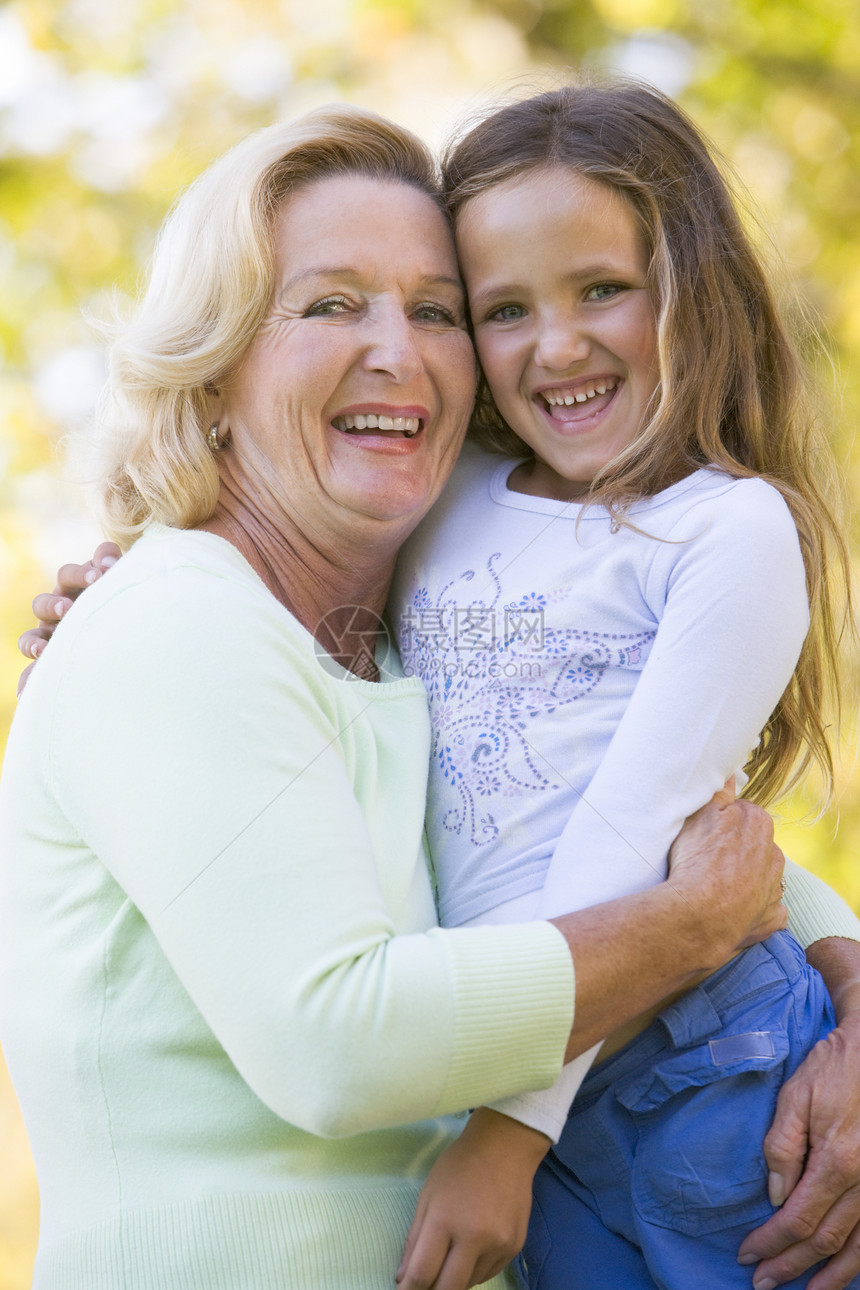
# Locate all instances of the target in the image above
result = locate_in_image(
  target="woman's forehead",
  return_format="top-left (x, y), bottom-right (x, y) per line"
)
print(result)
top-left (272, 174), bottom-right (458, 278)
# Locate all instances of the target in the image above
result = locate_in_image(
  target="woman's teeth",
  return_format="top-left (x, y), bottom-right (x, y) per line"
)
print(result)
top-left (543, 380), bottom-right (617, 407)
top-left (333, 413), bottom-right (421, 436)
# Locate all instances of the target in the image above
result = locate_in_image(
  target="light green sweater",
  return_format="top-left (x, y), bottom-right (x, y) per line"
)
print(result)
top-left (1, 526), bottom-right (856, 1288)
top-left (0, 526), bottom-right (575, 1289)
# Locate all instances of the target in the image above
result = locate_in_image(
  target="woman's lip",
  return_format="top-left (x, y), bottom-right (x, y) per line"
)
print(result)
top-left (331, 403), bottom-right (430, 421)
top-left (332, 428), bottom-right (426, 454)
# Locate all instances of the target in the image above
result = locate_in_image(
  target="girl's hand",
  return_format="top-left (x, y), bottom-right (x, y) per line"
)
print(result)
top-left (396, 1108), bottom-right (550, 1290)
top-left (17, 543), bottom-right (121, 696)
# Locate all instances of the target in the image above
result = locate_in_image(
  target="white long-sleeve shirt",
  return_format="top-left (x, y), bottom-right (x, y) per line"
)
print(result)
top-left (391, 445), bottom-right (822, 1138)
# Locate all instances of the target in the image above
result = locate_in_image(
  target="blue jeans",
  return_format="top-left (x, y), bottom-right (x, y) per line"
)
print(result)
top-left (521, 932), bottom-right (853, 1289)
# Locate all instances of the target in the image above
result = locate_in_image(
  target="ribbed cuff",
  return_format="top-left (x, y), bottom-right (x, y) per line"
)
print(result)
top-left (428, 920), bottom-right (574, 1117)
top-left (784, 858), bottom-right (860, 948)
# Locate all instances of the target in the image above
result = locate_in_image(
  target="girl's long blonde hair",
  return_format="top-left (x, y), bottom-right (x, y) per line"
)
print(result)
top-left (442, 80), bottom-right (852, 806)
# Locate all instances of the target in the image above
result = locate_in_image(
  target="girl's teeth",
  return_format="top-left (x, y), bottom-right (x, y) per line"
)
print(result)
top-left (544, 381), bottom-right (617, 407)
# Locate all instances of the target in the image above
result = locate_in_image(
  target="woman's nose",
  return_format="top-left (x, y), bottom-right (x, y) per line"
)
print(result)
top-left (364, 308), bottom-right (423, 383)
top-left (533, 314), bottom-right (590, 372)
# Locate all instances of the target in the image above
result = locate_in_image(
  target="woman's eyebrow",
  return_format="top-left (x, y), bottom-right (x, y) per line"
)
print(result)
top-left (278, 266), bottom-right (356, 294)
top-left (278, 268), bottom-right (464, 297)
top-left (421, 274), bottom-right (465, 293)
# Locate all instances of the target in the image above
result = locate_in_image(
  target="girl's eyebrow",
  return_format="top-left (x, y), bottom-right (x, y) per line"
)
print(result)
top-left (468, 281), bottom-right (526, 311)
top-left (469, 263), bottom-right (642, 311)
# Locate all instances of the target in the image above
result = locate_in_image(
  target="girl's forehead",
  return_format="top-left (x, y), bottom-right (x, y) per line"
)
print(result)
top-left (455, 167), bottom-right (645, 263)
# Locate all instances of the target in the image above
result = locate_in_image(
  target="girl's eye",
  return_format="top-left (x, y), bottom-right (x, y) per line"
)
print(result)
top-left (487, 303), bottom-right (526, 323)
top-left (304, 295), bottom-right (351, 317)
top-left (412, 302), bottom-right (458, 326)
top-left (586, 283), bottom-right (624, 302)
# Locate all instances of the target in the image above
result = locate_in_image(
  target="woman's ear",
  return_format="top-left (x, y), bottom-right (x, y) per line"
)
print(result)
top-left (204, 383), bottom-right (228, 432)
top-left (203, 384), bottom-right (231, 451)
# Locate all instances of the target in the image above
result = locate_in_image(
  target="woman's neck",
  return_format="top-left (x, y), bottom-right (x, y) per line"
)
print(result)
top-left (198, 484), bottom-right (399, 682)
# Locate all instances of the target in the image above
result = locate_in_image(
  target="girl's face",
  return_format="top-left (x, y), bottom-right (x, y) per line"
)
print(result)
top-left (456, 166), bottom-right (660, 501)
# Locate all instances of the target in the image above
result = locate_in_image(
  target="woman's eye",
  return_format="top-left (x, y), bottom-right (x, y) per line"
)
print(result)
top-left (586, 283), bottom-right (624, 302)
top-left (412, 302), bottom-right (458, 326)
top-left (304, 296), bottom-right (351, 317)
top-left (487, 303), bottom-right (525, 323)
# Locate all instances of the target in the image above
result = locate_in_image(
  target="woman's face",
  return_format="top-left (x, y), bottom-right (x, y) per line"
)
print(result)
top-left (456, 166), bottom-right (659, 501)
top-left (214, 173), bottom-right (476, 540)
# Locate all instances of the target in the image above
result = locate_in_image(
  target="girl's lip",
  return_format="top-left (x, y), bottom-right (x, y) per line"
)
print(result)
top-left (532, 376), bottom-right (621, 403)
top-left (533, 380), bottom-right (621, 431)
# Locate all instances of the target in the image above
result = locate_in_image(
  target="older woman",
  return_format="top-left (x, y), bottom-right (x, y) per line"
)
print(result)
top-left (0, 106), bottom-right (855, 1290)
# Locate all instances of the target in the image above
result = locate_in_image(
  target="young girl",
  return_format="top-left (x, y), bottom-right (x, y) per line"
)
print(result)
top-left (390, 83), bottom-right (856, 1289)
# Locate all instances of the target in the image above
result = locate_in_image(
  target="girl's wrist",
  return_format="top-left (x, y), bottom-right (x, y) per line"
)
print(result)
top-left (465, 1107), bottom-right (552, 1172)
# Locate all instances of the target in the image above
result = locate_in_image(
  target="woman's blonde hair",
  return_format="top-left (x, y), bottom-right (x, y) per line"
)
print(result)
top-left (92, 105), bottom-right (444, 545)
top-left (442, 80), bottom-right (852, 805)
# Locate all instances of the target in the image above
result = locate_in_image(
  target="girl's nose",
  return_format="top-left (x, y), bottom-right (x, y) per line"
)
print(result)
top-left (533, 314), bottom-right (590, 372)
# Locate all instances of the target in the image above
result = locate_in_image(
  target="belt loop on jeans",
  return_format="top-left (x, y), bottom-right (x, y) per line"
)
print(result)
top-left (658, 987), bottom-right (722, 1049)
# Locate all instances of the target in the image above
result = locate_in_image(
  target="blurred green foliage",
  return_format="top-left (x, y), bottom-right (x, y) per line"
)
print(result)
top-left (1, 0), bottom-right (858, 1283)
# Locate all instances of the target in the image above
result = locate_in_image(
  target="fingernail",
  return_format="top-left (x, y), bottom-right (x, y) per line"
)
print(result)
top-left (54, 600), bottom-right (65, 617)
top-left (737, 1253), bottom-right (757, 1265)
top-left (753, 1279), bottom-right (777, 1290)
top-left (31, 640), bottom-right (44, 658)
top-left (99, 555), bottom-right (118, 568)
top-left (768, 1171), bottom-right (785, 1207)
top-left (85, 569), bottom-right (100, 584)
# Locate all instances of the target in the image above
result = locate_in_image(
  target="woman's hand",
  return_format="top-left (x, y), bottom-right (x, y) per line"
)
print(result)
top-left (666, 784), bottom-right (788, 961)
top-left (396, 1108), bottom-right (550, 1290)
top-left (549, 787), bottom-right (787, 1063)
top-left (17, 543), bottom-right (121, 696)
top-left (737, 940), bottom-right (860, 1289)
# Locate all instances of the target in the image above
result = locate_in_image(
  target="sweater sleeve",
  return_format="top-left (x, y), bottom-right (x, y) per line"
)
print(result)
top-left (784, 858), bottom-right (860, 946)
top-left (48, 557), bottom-right (573, 1139)
top-left (492, 478), bottom-right (814, 1139)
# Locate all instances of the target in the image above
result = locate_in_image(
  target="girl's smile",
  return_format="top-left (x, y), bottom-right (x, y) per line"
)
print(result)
top-left (456, 165), bottom-right (660, 502)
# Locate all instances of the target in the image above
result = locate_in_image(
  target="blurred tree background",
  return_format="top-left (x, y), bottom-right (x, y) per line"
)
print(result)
top-left (0, 0), bottom-right (858, 1281)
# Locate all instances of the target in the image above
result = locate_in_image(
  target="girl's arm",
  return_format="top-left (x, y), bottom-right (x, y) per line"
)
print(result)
top-left (17, 543), bottom-right (120, 696)
top-left (398, 478), bottom-right (860, 1290)
top-left (493, 476), bottom-right (819, 1138)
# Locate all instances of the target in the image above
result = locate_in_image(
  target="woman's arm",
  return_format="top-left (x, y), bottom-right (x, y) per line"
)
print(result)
top-left (14, 542), bottom-right (784, 1135)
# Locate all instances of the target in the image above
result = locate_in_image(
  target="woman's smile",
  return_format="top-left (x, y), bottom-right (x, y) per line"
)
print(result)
top-left (213, 173), bottom-right (476, 531)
